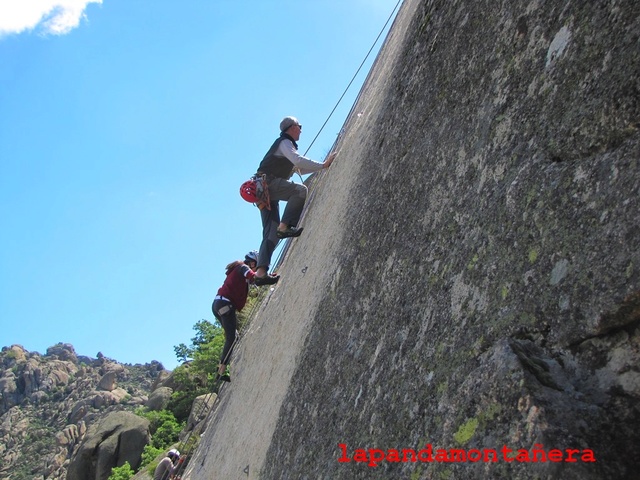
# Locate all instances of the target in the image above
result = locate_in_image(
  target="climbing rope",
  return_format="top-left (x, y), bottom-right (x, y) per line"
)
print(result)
top-left (169, 2), bottom-right (403, 476)
top-left (302, 0), bottom-right (403, 156)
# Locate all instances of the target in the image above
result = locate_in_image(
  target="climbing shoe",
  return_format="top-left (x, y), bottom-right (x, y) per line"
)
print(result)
top-left (276, 226), bottom-right (304, 239)
top-left (255, 274), bottom-right (280, 286)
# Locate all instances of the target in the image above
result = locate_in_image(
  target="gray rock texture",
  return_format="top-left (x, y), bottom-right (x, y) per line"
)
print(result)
top-left (184, 0), bottom-right (639, 479)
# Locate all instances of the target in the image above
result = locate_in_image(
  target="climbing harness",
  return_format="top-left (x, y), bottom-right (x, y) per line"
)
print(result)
top-left (239, 174), bottom-right (271, 210)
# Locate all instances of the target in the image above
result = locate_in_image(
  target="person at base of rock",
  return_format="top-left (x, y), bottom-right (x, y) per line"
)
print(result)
top-left (213, 251), bottom-right (273, 382)
top-left (153, 448), bottom-right (183, 480)
top-left (254, 116), bottom-right (337, 281)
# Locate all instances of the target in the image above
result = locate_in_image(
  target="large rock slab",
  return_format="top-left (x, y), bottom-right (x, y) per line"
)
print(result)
top-left (184, 0), bottom-right (640, 479)
top-left (67, 411), bottom-right (150, 480)
top-left (146, 386), bottom-right (173, 411)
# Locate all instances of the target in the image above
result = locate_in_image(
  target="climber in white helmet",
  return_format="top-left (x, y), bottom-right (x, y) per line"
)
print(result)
top-left (153, 448), bottom-right (183, 480)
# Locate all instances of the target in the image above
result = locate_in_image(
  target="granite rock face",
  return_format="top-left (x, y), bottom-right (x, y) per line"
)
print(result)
top-left (262, 0), bottom-right (640, 478)
top-left (186, 0), bottom-right (639, 479)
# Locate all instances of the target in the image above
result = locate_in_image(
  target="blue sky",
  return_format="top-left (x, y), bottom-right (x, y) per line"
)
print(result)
top-left (0, 1), bottom-right (400, 369)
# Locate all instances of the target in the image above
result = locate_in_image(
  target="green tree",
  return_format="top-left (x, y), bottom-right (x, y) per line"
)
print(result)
top-left (108, 461), bottom-right (134, 480)
top-left (140, 444), bottom-right (164, 470)
top-left (170, 320), bottom-right (225, 422)
top-left (135, 409), bottom-right (183, 448)
top-left (165, 364), bottom-right (211, 423)
top-left (174, 319), bottom-right (221, 363)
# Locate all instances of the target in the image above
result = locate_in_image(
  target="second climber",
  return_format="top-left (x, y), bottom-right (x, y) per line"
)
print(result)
top-left (212, 250), bottom-right (274, 382)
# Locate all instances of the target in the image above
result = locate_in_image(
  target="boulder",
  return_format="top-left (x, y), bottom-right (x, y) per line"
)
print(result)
top-left (46, 446), bottom-right (68, 475)
top-left (55, 424), bottom-right (80, 446)
top-left (97, 371), bottom-right (117, 391)
top-left (150, 369), bottom-right (173, 391)
top-left (99, 362), bottom-right (125, 376)
top-left (30, 391), bottom-right (48, 404)
top-left (1, 345), bottom-right (28, 367)
top-left (0, 372), bottom-right (18, 412)
top-left (19, 359), bottom-right (43, 396)
top-left (45, 343), bottom-right (78, 363)
top-left (186, 393), bottom-right (217, 433)
top-left (88, 388), bottom-right (129, 409)
top-left (129, 395), bottom-right (148, 406)
top-left (146, 386), bottom-right (173, 411)
top-left (66, 411), bottom-right (150, 480)
top-left (0, 372), bottom-right (17, 396)
top-left (110, 387), bottom-right (129, 403)
top-left (48, 367), bottom-right (71, 385)
top-left (69, 400), bottom-right (90, 424)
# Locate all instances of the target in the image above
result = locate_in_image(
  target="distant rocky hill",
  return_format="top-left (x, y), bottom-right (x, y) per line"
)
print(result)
top-left (0, 343), bottom-right (171, 479)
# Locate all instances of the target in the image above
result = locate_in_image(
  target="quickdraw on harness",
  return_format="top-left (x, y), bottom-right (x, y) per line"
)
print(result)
top-left (240, 174), bottom-right (271, 210)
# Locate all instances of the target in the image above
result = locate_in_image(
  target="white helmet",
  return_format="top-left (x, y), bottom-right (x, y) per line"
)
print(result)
top-left (245, 250), bottom-right (259, 264)
top-left (168, 448), bottom-right (180, 459)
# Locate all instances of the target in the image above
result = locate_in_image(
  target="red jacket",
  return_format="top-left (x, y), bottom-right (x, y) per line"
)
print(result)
top-left (217, 264), bottom-right (255, 310)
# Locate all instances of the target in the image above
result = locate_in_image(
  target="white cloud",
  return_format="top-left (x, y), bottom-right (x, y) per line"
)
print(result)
top-left (0, 0), bottom-right (102, 36)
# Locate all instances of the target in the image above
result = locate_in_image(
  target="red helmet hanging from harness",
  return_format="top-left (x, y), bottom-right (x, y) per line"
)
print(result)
top-left (239, 175), bottom-right (271, 210)
top-left (240, 179), bottom-right (259, 203)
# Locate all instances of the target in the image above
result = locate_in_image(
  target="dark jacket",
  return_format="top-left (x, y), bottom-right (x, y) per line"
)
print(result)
top-left (257, 133), bottom-right (299, 179)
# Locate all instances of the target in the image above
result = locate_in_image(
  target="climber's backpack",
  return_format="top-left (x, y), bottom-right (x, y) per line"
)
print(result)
top-left (240, 174), bottom-right (271, 210)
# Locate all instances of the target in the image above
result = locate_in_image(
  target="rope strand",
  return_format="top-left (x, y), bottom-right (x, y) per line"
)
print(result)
top-left (303, 0), bottom-right (403, 156)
